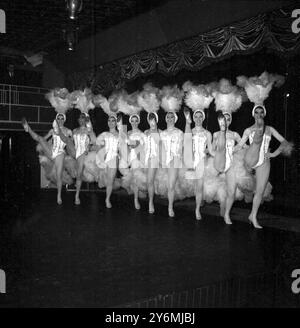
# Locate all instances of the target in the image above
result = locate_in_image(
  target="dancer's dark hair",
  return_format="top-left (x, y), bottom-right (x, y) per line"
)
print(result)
top-left (148, 112), bottom-right (157, 122)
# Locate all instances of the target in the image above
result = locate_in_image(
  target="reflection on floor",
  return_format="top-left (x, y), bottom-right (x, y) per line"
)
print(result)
top-left (0, 190), bottom-right (300, 307)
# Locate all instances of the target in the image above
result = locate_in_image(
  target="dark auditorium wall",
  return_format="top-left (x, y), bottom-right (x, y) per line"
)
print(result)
top-left (42, 58), bottom-right (65, 89)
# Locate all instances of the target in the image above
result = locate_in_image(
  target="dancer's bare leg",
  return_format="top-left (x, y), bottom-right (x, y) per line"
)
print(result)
top-left (167, 165), bottom-right (178, 218)
top-left (75, 154), bottom-right (85, 205)
top-left (249, 161), bottom-right (270, 229)
top-left (22, 118), bottom-right (52, 160)
top-left (147, 167), bottom-right (157, 214)
top-left (57, 125), bottom-right (76, 158)
top-left (223, 167), bottom-right (236, 225)
top-left (214, 132), bottom-right (226, 173)
top-left (54, 153), bottom-right (65, 205)
top-left (244, 130), bottom-right (262, 169)
top-left (220, 200), bottom-right (226, 217)
top-left (105, 167), bottom-right (117, 208)
top-left (195, 177), bottom-right (204, 220)
top-left (133, 177), bottom-right (140, 210)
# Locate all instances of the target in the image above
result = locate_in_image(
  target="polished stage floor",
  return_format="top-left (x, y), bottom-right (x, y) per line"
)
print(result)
top-left (0, 190), bottom-right (300, 307)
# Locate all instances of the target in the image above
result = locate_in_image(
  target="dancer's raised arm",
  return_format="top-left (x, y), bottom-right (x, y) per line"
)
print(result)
top-left (206, 131), bottom-right (215, 157)
top-left (234, 128), bottom-right (250, 152)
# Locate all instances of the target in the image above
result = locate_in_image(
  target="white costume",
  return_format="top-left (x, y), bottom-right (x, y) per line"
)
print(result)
top-left (128, 130), bottom-right (145, 169)
top-left (154, 127), bottom-right (184, 199)
top-left (73, 130), bottom-right (90, 159)
top-left (248, 127), bottom-right (271, 168)
top-left (144, 130), bottom-right (160, 168)
top-left (51, 127), bottom-right (72, 159)
top-left (95, 132), bottom-right (119, 169)
top-left (214, 131), bottom-right (239, 173)
top-left (160, 127), bottom-right (183, 167)
top-left (192, 128), bottom-right (208, 172)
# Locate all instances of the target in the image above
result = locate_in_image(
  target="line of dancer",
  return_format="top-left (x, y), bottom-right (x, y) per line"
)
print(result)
top-left (21, 72), bottom-right (293, 229)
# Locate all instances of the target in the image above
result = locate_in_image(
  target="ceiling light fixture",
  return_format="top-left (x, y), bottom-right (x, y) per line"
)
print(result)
top-left (66, 0), bottom-right (83, 20)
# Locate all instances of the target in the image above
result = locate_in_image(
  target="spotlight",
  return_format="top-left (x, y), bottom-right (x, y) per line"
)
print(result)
top-left (66, 0), bottom-right (83, 20)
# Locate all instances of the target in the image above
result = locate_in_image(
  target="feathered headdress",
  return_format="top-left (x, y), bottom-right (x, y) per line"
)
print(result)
top-left (160, 85), bottom-right (184, 123)
top-left (93, 92), bottom-right (120, 119)
top-left (45, 88), bottom-right (72, 125)
top-left (236, 71), bottom-right (285, 116)
top-left (45, 88), bottom-right (71, 120)
top-left (211, 79), bottom-right (244, 120)
top-left (182, 81), bottom-right (214, 120)
top-left (117, 90), bottom-right (142, 123)
top-left (69, 88), bottom-right (95, 114)
top-left (137, 83), bottom-right (161, 123)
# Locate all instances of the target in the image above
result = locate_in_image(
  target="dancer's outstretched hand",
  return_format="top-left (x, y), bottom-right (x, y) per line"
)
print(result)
top-left (52, 119), bottom-right (60, 134)
top-left (21, 117), bottom-right (29, 132)
top-left (86, 116), bottom-right (93, 132)
top-left (184, 107), bottom-right (192, 124)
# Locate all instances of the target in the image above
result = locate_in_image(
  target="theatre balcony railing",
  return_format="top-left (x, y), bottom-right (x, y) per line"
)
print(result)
top-left (0, 83), bottom-right (54, 132)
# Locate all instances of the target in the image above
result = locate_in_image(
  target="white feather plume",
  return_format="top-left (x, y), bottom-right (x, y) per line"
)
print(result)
top-left (236, 71), bottom-right (285, 105)
top-left (211, 79), bottom-right (243, 114)
top-left (93, 94), bottom-right (117, 117)
top-left (137, 83), bottom-right (160, 113)
top-left (69, 88), bottom-right (95, 113)
top-left (45, 88), bottom-right (71, 114)
top-left (117, 91), bottom-right (142, 116)
top-left (160, 85), bottom-right (183, 112)
top-left (182, 81), bottom-right (213, 111)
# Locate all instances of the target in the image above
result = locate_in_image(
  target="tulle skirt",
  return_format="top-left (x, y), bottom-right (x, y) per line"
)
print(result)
top-left (38, 146), bottom-right (121, 189)
top-left (37, 145), bottom-right (272, 203)
top-left (120, 149), bottom-right (273, 204)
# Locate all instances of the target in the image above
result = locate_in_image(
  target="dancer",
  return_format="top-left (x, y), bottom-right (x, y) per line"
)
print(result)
top-left (116, 91), bottom-right (145, 210)
top-left (144, 112), bottom-right (161, 213)
top-left (68, 89), bottom-right (97, 204)
top-left (22, 113), bottom-right (72, 205)
top-left (236, 72), bottom-right (292, 228)
top-left (137, 83), bottom-right (161, 214)
top-left (182, 81), bottom-right (215, 220)
top-left (72, 113), bottom-right (96, 205)
top-left (213, 111), bottom-right (242, 224)
top-left (95, 114), bottom-right (120, 209)
top-left (127, 113), bottom-right (145, 209)
top-left (184, 108), bottom-right (214, 220)
top-left (160, 86), bottom-right (184, 217)
top-left (235, 105), bottom-right (292, 228)
top-left (211, 79), bottom-right (243, 222)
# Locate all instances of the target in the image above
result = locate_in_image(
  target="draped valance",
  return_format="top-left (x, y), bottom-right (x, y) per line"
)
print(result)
top-left (67, 5), bottom-right (300, 94)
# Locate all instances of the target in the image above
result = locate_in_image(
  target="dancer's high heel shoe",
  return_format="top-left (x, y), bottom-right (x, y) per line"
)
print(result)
top-left (134, 199), bottom-right (141, 210)
top-left (195, 210), bottom-right (202, 221)
top-left (168, 208), bottom-right (175, 218)
top-left (105, 199), bottom-right (112, 209)
top-left (223, 214), bottom-right (233, 225)
top-left (248, 216), bottom-right (262, 229)
top-left (57, 195), bottom-right (62, 205)
top-left (148, 203), bottom-right (155, 214)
